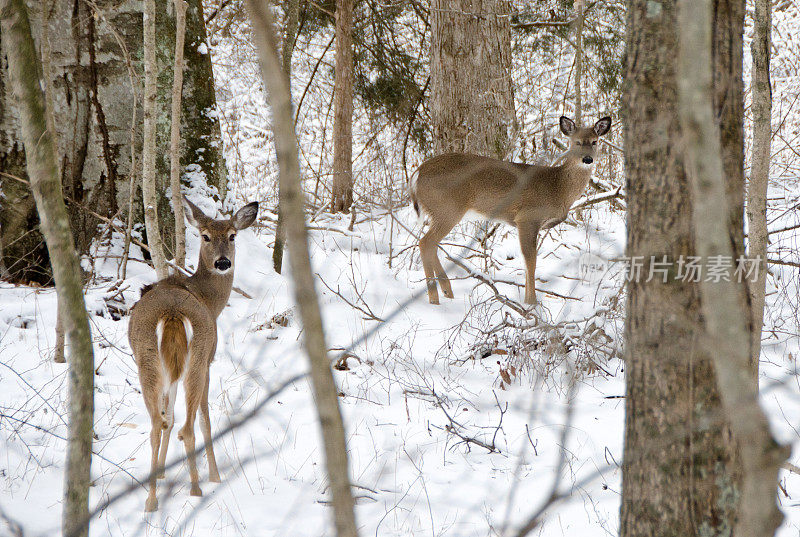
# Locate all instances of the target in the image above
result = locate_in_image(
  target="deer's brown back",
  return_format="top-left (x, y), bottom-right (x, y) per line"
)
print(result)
top-left (129, 279), bottom-right (217, 367)
top-left (414, 153), bottom-right (590, 225)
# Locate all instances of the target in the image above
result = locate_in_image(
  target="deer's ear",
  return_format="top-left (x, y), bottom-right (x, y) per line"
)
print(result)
top-left (559, 116), bottom-right (576, 136)
top-left (182, 196), bottom-right (208, 229)
top-left (232, 202), bottom-right (259, 230)
top-left (594, 116), bottom-right (612, 136)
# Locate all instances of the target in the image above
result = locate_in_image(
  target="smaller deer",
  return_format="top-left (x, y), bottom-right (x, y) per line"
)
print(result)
top-left (410, 116), bottom-right (611, 305)
top-left (128, 196), bottom-right (258, 512)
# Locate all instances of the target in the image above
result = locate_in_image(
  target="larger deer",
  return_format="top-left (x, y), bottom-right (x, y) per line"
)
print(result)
top-left (411, 116), bottom-right (611, 304)
top-left (128, 197), bottom-right (258, 512)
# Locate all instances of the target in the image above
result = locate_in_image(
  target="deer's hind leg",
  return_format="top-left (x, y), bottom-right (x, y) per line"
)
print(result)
top-left (156, 380), bottom-right (178, 479)
top-left (178, 317), bottom-right (214, 497)
top-left (134, 343), bottom-right (165, 511)
top-left (419, 213), bottom-right (462, 304)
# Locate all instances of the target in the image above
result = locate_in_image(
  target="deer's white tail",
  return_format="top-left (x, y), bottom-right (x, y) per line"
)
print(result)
top-left (156, 315), bottom-right (189, 428)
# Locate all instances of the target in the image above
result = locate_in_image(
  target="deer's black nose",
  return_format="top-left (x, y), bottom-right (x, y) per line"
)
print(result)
top-left (582, 156), bottom-right (593, 165)
top-left (214, 257), bottom-right (231, 271)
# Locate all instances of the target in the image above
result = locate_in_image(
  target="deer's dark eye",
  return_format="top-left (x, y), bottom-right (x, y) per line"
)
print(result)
top-left (229, 234), bottom-right (236, 242)
top-left (202, 234), bottom-right (211, 242)
top-left (592, 141), bottom-right (598, 146)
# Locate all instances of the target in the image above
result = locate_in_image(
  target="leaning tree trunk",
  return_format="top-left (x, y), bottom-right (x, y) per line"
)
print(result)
top-left (330, 0), bottom-right (354, 213)
top-left (246, 1), bottom-right (358, 535)
top-left (747, 0), bottom-right (771, 372)
top-left (676, 1), bottom-right (787, 534)
top-left (430, 0), bottom-right (515, 158)
top-left (619, 1), bottom-right (748, 534)
top-left (0, 3), bottom-right (95, 537)
top-left (0, 0), bottom-right (227, 284)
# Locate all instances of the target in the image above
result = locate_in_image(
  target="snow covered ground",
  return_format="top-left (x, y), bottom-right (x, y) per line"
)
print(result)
top-left (1, 195), bottom-right (799, 536)
top-left (3, 4), bottom-right (800, 534)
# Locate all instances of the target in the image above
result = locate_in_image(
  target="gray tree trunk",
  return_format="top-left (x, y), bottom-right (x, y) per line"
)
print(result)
top-left (0, 0), bottom-right (227, 283)
top-left (246, 1), bottom-right (358, 535)
top-left (0, 3), bottom-right (95, 537)
top-left (170, 0), bottom-right (188, 268)
top-left (272, 0), bottom-right (300, 274)
top-left (331, 0), bottom-right (354, 213)
top-left (430, 0), bottom-right (515, 158)
top-left (747, 0), bottom-right (771, 371)
top-left (574, 0), bottom-right (584, 124)
top-left (620, 1), bottom-right (743, 534)
top-left (676, 0), bottom-right (787, 534)
top-left (142, 0), bottom-right (170, 280)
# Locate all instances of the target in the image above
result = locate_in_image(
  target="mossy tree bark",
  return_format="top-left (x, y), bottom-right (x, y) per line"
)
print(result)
top-left (0, 0), bottom-right (227, 283)
top-left (0, 2), bottom-right (95, 537)
top-left (246, 1), bottom-right (358, 535)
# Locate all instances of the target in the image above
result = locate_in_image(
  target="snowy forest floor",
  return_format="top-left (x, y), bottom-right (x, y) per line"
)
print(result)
top-left (4, 4), bottom-right (800, 533)
top-left (2, 200), bottom-right (800, 536)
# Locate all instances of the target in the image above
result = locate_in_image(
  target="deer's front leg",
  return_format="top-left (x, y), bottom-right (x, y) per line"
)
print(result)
top-left (517, 222), bottom-right (541, 304)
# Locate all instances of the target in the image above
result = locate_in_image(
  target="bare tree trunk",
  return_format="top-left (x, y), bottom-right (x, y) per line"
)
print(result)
top-left (747, 0), bottom-right (771, 372)
top-left (0, 3), bottom-right (95, 537)
top-left (246, 1), bottom-right (358, 535)
top-left (574, 0), bottom-right (584, 124)
top-left (54, 307), bottom-right (66, 363)
top-left (170, 0), bottom-right (188, 268)
top-left (430, 0), bottom-right (515, 158)
top-left (142, 0), bottom-right (169, 279)
top-left (39, 0), bottom-right (67, 364)
top-left (272, 0), bottom-right (300, 274)
top-left (330, 0), bottom-right (354, 213)
top-left (620, 1), bottom-right (739, 534)
top-left (676, 1), bottom-right (788, 535)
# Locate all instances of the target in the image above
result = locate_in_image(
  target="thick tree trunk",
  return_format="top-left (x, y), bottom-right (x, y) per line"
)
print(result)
top-left (179, 0), bottom-right (229, 199)
top-left (246, 1), bottom-right (358, 535)
top-left (331, 0), bottom-right (354, 213)
top-left (747, 0), bottom-right (771, 371)
top-left (170, 0), bottom-right (188, 268)
top-left (676, 1), bottom-right (787, 534)
top-left (0, 3), bottom-right (95, 537)
top-left (0, 0), bottom-right (227, 284)
top-left (430, 0), bottom-right (515, 158)
top-left (620, 1), bottom-right (741, 534)
top-left (142, 0), bottom-right (170, 279)
top-left (272, 0), bottom-right (300, 273)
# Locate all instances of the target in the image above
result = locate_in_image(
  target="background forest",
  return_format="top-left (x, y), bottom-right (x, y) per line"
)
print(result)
top-left (1, 0), bottom-right (799, 536)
